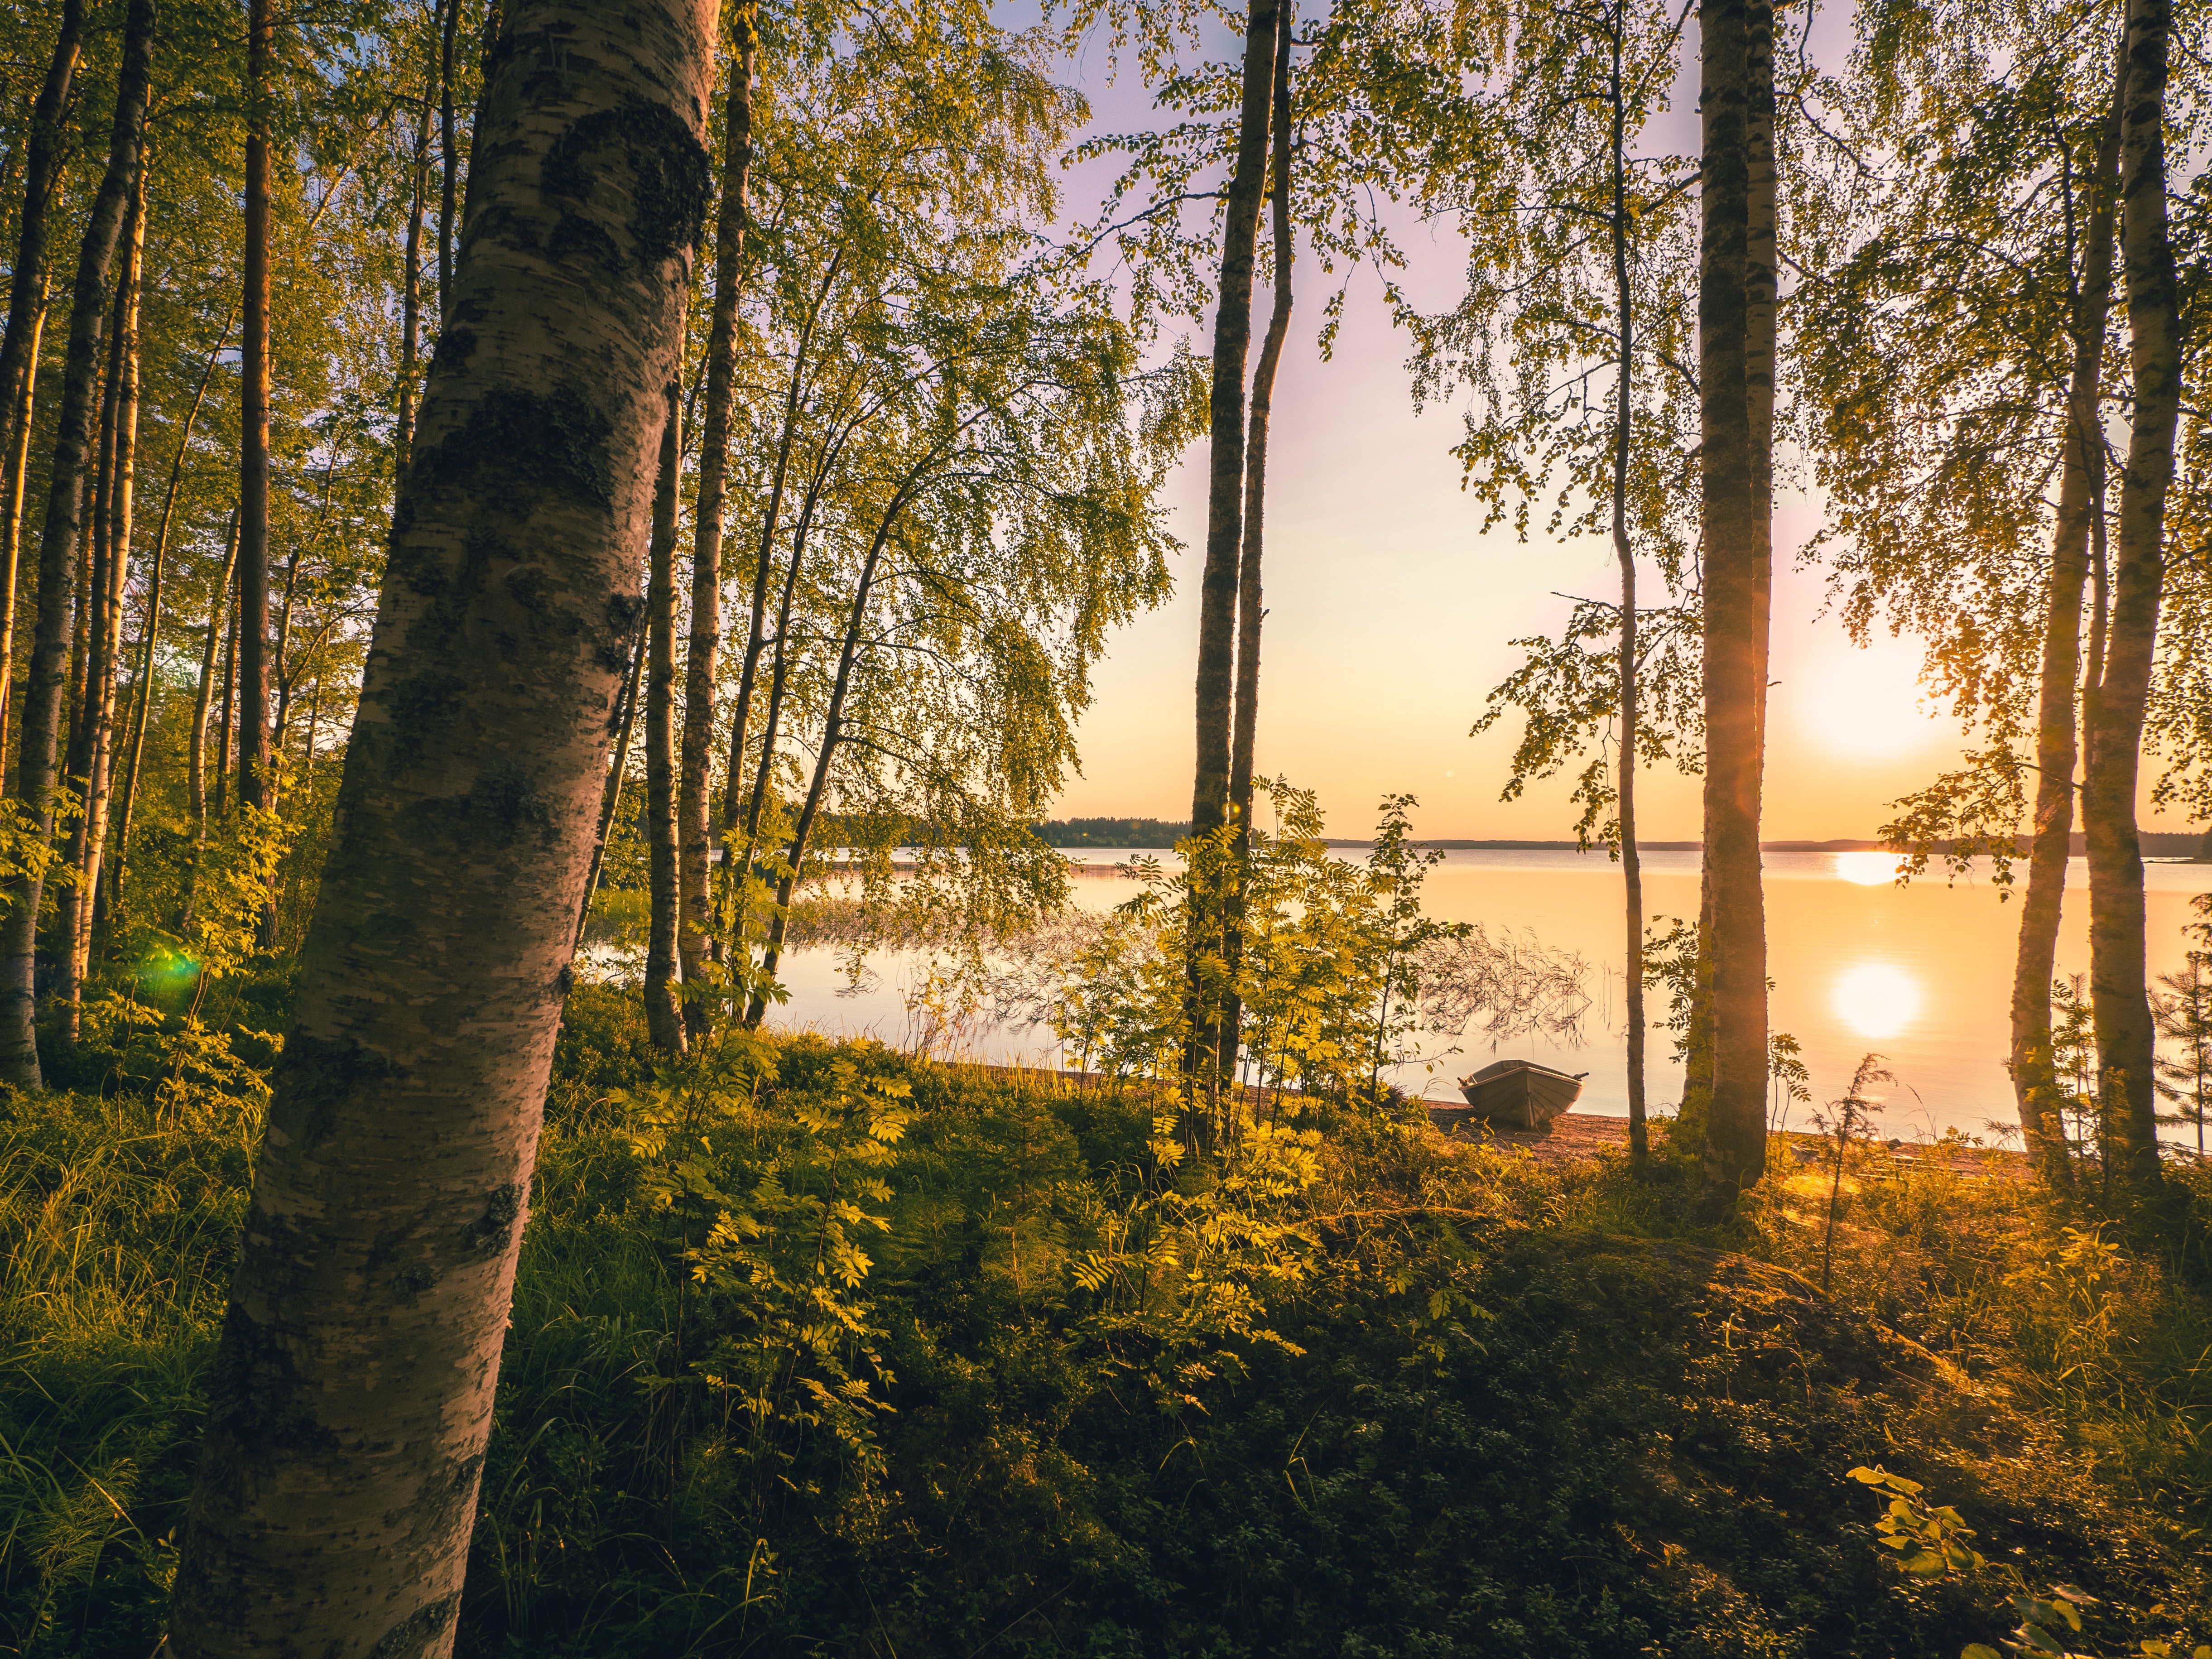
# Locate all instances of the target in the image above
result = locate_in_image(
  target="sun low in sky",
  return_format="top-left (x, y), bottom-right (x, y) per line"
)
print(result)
top-left (1833, 851), bottom-right (1909, 886)
top-left (1788, 637), bottom-right (1952, 762)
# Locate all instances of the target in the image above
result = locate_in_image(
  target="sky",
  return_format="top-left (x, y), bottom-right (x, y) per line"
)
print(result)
top-left (1034, 4), bottom-right (2195, 844)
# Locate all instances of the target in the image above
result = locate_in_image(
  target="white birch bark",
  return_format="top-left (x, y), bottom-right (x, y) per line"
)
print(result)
top-left (168, 4), bottom-right (714, 1651)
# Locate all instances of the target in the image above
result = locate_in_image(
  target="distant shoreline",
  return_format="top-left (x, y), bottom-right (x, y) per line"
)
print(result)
top-left (1038, 828), bottom-right (2210, 857)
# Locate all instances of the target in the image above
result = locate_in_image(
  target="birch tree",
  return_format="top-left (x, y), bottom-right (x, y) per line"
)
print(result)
top-left (168, 2), bottom-right (713, 1649)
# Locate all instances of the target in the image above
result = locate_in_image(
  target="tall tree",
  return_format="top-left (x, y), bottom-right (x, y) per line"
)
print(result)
top-left (2084, 0), bottom-right (2181, 1191)
top-left (167, 0), bottom-right (713, 1647)
top-left (238, 0), bottom-right (273, 818)
top-left (1406, 0), bottom-right (1699, 1166)
top-left (111, 309), bottom-right (239, 912)
top-left (680, 6), bottom-right (755, 1030)
top-left (644, 385), bottom-right (684, 1056)
top-left (71, 173), bottom-right (148, 1021)
top-left (1186, 0), bottom-right (1281, 1084)
top-left (0, 0), bottom-right (87, 749)
top-left (56, 202), bottom-right (144, 1044)
top-left (2011, 49), bottom-right (2125, 1188)
top-left (396, 8), bottom-right (437, 475)
top-left (1220, 2), bottom-right (1294, 1083)
top-left (1697, 0), bottom-right (1770, 1200)
top-left (0, 0), bottom-right (156, 1089)
top-left (179, 510), bottom-right (241, 930)
top-left (437, 0), bottom-right (461, 313)
top-left (1606, 1), bottom-right (1650, 1169)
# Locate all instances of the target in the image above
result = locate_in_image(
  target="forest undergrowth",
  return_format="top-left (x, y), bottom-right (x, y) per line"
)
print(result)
top-left (2, 979), bottom-right (2209, 1658)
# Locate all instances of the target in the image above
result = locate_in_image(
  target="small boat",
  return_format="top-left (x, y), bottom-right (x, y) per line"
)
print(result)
top-left (1430, 1059), bottom-right (1588, 1133)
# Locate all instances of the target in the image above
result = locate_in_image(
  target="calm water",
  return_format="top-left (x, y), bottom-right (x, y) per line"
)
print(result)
top-left (763, 847), bottom-right (2212, 1142)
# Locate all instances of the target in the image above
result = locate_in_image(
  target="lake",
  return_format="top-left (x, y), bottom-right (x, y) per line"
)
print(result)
top-left (760, 846), bottom-right (2212, 1143)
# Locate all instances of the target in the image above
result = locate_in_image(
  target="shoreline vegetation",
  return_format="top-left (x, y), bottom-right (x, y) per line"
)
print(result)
top-left (5, 986), bottom-right (2208, 1655)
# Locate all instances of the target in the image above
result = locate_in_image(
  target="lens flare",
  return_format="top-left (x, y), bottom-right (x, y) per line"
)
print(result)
top-left (1832, 962), bottom-right (1923, 1039)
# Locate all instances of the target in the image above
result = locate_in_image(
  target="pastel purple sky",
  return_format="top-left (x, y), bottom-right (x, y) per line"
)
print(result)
top-left (1036, 3), bottom-right (2185, 843)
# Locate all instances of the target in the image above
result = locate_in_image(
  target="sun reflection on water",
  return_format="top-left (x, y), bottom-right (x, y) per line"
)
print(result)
top-left (1833, 962), bottom-right (1923, 1038)
top-left (1832, 851), bottom-right (1907, 886)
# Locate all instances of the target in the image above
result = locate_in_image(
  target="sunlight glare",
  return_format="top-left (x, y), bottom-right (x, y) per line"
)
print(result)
top-left (1833, 851), bottom-right (1907, 886)
top-left (1832, 962), bottom-right (1923, 1039)
top-left (1792, 647), bottom-right (1944, 760)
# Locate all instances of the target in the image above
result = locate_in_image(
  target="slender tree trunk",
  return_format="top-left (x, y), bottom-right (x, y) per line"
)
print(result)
top-left (576, 620), bottom-right (646, 955)
top-left (1219, 5), bottom-right (1293, 1084)
top-left (1608, 10), bottom-right (1648, 1171)
top-left (180, 510), bottom-right (240, 930)
top-left (745, 493), bottom-right (907, 1029)
top-left (1696, 0), bottom-right (1768, 1201)
top-left (680, 11), bottom-right (754, 1023)
top-left (718, 250), bottom-right (841, 896)
top-left (2014, 50), bottom-right (2124, 1190)
top-left (644, 386), bottom-right (685, 1056)
top-left (438, 0), bottom-right (461, 318)
top-left (58, 250), bottom-right (131, 1042)
top-left (739, 452), bottom-right (840, 879)
top-left (396, 31), bottom-right (435, 476)
top-left (1186, 0), bottom-right (1281, 1086)
top-left (238, 0), bottom-right (272, 817)
top-left (168, 3), bottom-right (712, 1647)
top-left (0, 281), bottom-right (48, 756)
top-left (214, 585), bottom-right (237, 817)
top-left (113, 311), bottom-right (236, 911)
top-left (1746, 0), bottom-right (1774, 762)
top-left (188, 510), bottom-right (239, 827)
top-left (2085, 0), bottom-right (2181, 1193)
top-left (76, 177), bottom-right (144, 989)
top-left (269, 551), bottom-right (303, 755)
top-left (0, 0), bottom-right (86, 680)
top-left (0, 0), bottom-right (153, 1089)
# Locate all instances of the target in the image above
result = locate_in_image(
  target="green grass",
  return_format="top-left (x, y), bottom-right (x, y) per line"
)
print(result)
top-left (2, 983), bottom-right (2207, 1656)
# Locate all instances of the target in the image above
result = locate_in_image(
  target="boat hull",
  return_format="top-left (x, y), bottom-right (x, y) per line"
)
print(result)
top-left (1431, 1060), bottom-right (1586, 1133)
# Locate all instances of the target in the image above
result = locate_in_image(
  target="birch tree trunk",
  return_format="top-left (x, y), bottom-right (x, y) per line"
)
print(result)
top-left (213, 580), bottom-right (237, 815)
top-left (2084, 0), bottom-right (2181, 1193)
top-left (0, 286), bottom-right (46, 753)
top-left (745, 492), bottom-right (908, 1029)
top-left (2013, 50), bottom-right (2124, 1190)
top-left (77, 178), bottom-right (144, 983)
top-left (1697, 0), bottom-right (1769, 1201)
top-left (0, 0), bottom-right (154, 1089)
top-left (720, 251), bottom-right (840, 893)
top-left (58, 246), bottom-right (135, 1046)
top-left (168, 1), bottom-right (712, 1648)
top-left (0, 0), bottom-right (82, 750)
top-left (1220, 4), bottom-right (1293, 1086)
top-left (576, 621), bottom-right (645, 954)
top-left (238, 0), bottom-right (273, 817)
top-left (644, 386), bottom-right (685, 1056)
top-left (114, 310), bottom-right (235, 910)
top-left (739, 446), bottom-right (844, 877)
top-left (180, 510), bottom-right (240, 931)
top-left (396, 32), bottom-right (435, 476)
top-left (438, 0), bottom-right (461, 318)
top-left (1608, 7), bottom-right (1647, 1170)
top-left (1185, 0), bottom-right (1279, 1086)
top-left (681, 10), bottom-right (754, 1024)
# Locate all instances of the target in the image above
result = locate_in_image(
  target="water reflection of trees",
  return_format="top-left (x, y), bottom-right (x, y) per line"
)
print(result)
top-left (780, 894), bottom-right (1590, 1089)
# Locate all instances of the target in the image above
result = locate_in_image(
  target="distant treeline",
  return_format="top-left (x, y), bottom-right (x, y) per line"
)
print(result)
top-left (1033, 817), bottom-right (1193, 847)
top-left (1036, 828), bottom-right (2212, 857)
